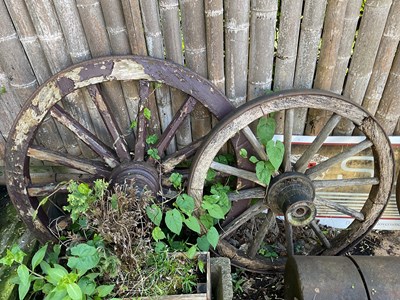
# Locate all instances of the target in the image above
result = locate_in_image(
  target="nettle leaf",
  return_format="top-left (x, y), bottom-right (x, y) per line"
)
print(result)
top-left (146, 134), bottom-right (158, 145)
top-left (186, 244), bottom-right (197, 259)
top-left (176, 194), bottom-right (195, 216)
top-left (239, 148), bottom-right (248, 158)
top-left (197, 236), bottom-right (210, 252)
top-left (256, 117), bottom-right (276, 145)
top-left (255, 161), bottom-right (274, 185)
top-left (152, 226), bottom-right (166, 241)
top-left (266, 140), bottom-right (284, 170)
top-left (146, 204), bottom-right (163, 226)
top-left (67, 283), bottom-right (82, 300)
top-left (200, 214), bottom-right (214, 229)
top-left (96, 284), bottom-right (115, 297)
top-left (184, 216), bottom-right (201, 234)
top-left (78, 277), bottom-right (96, 296)
top-left (206, 227), bottom-right (219, 249)
top-left (46, 267), bottom-right (67, 285)
top-left (143, 107), bottom-right (151, 120)
top-left (67, 244), bottom-right (100, 275)
top-left (31, 244), bottom-right (48, 270)
top-left (169, 172), bottom-right (182, 189)
top-left (165, 209), bottom-right (183, 235)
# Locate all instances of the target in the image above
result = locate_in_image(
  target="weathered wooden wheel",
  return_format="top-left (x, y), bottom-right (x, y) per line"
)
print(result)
top-left (5, 56), bottom-right (234, 242)
top-left (188, 89), bottom-right (394, 273)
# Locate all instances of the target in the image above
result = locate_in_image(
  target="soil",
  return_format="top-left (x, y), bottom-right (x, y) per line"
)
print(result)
top-left (232, 230), bottom-right (400, 299)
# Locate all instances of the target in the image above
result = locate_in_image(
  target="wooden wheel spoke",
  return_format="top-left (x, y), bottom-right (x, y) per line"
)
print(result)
top-left (305, 139), bottom-right (373, 179)
top-left (211, 161), bottom-right (266, 187)
top-left (156, 96), bottom-right (197, 156)
top-left (228, 187), bottom-right (266, 202)
top-left (27, 183), bottom-right (69, 197)
top-left (248, 210), bottom-right (276, 258)
top-left (309, 220), bottom-right (331, 249)
top-left (283, 109), bottom-right (294, 172)
top-left (28, 145), bottom-right (111, 177)
top-left (134, 80), bottom-right (151, 161)
top-left (241, 126), bottom-right (268, 161)
top-left (162, 138), bottom-right (204, 173)
top-left (314, 196), bottom-right (365, 221)
top-left (220, 201), bottom-right (267, 239)
top-left (295, 114), bottom-right (342, 173)
top-left (50, 104), bottom-right (119, 168)
top-left (313, 178), bottom-right (379, 189)
top-left (87, 85), bottom-right (131, 162)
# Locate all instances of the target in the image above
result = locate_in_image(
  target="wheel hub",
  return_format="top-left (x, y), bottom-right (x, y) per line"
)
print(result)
top-left (267, 172), bottom-right (316, 226)
top-left (109, 162), bottom-right (159, 195)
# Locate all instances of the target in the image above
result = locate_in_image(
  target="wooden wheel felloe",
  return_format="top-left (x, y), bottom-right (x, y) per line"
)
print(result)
top-left (188, 89), bottom-right (394, 273)
top-left (5, 56), bottom-right (234, 242)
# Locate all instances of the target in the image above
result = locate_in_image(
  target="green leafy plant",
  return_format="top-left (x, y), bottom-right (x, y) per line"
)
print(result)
top-left (0, 85), bottom-right (6, 94)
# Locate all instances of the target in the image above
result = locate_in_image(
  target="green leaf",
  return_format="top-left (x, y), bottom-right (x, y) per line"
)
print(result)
top-left (31, 244), bottom-right (48, 270)
top-left (33, 278), bottom-right (45, 292)
top-left (78, 277), bottom-right (96, 296)
top-left (176, 194), bottom-right (195, 216)
top-left (111, 194), bottom-right (118, 210)
top-left (206, 169), bottom-right (216, 182)
top-left (197, 236), bottom-right (210, 252)
top-left (18, 281), bottom-right (30, 300)
top-left (200, 214), bottom-right (214, 230)
top-left (206, 204), bottom-right (225, 220)
top-left (249, 156), bottom-right (259, 164)
top-left (67, 244), bottom-right (100, 275)
top-left (239, 148), bottom-right (248, 158)
top-left (257, 117), bottom-right (276, 145)
top-left (40, 261), bottom-right (51, 275)
top-left (169, 172), bottom-right (182, 189)
top-left (67, 283), bottom-right (83, 300)
top-left (77, 183), bottom-right (91, 195)
top-left (154, 242), bottom-right (167, 253)
top-left (17, 265), bottom-right (30, 286)
top-left (255, 161), bottom-right (274, 185)
top-left (46, 267), bottom-right (67, 285)
top-left (266, 140), bottom-right (284, 170)
top-left (146, 204), bottom-right (163, 226)
top-left (130, 120), bottom-right (137, 129)
top-left (143, 107), bottom-right (151, 120)
top-left (165, 209), bottom-right (183, 235)
top-left (184, 216), bottom-right (201, 234)
top-left (186, 244), bottom-right (197, 259)
top-left (96, 284), bottom-right (115, 297)
top-left (146, 134), bottom-right (158, 145)
top-left (147, 148), bottom-right (160, 160)
top-left (198, 259), bottom-right (205, 273)
top-left (206, 227), bottom-right (219, 249)
top-left (152, 227), bottom-right (166, 242)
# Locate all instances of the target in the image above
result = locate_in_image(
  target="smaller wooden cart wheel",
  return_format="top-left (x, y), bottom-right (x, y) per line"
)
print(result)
top-left (188, 89), bottom-right (394, 273)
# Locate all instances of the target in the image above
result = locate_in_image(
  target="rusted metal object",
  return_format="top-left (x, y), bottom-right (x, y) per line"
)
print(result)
top-left (188, 89), bottom-right (395, 273)
top-left (285, 256), bottom-right (400, 300)
top-left (5, 56), bottom-right (234, 242)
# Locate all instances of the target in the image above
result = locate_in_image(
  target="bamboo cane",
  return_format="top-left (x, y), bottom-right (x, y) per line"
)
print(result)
top-left (335, 0), bottom-right (392, 135)
top-left (293, 0), bottom-right (327, 134)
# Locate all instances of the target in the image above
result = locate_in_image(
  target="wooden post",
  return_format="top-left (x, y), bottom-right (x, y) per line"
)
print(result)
top-left (305, 0), bottom-right (348, 136)
top-left (362, 0), bottom-right (400, 115)
top-left (395, 118), bottom-right (400, 135)
top-left (335, 0), bottom-right (392, 135)
top-left (121, 0), bottom-right (147, 55)
top-left (247, 0), bottom-right (278, 101)
top-left (375, 44), bottom-right (400, 135)
top-left (273, 0), bottom-right (303, 133)
top-left (331, 0), bottom-right (363, 94)
top-left (0, 65), bottom-right (18, 136)
top-left (180, 0), bottom-right (211, 141)
top-left (224, 0), bottom-right (251, 107)
top-left (293, 0), bottom-right (327, 134)
top-left (159, 0), bottom-right (192, 149)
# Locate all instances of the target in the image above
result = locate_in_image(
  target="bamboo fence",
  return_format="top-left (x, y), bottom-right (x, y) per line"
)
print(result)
top-left (0, 0), bottom-right (400, 167)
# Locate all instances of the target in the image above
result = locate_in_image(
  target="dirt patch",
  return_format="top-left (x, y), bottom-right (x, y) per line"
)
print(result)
top-left (232, 230), bottom-right (400, 299)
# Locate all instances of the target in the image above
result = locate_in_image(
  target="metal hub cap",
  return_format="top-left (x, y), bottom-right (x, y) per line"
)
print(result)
top-left (109, 161), bottom-right (159, 195)
top-left (267, 172), bottom-right (316, 226)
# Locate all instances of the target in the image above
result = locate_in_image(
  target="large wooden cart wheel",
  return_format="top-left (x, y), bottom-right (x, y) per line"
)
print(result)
top-left (188, 89), bottom-right (394, 273)
top-left (5, 56), bottom-right (234, 242)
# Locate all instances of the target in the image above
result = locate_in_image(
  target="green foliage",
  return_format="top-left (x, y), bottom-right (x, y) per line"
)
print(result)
top-left (169, 172), bottom-right (183, 189)
top-left (258, 244), bottom-right (279, 260)
top-left (146, 134), bottom-right (158, 145)
top-left (130, 120), bottom-right (137, 129)
top-left (257, 116), bottom-right (276, 145)
top-left (239, 148), bottom-right (248, 158)
top-left (0, 85), bottom-right (6, 94)
top-left (147, 148), bottom-right (160, 160)
top-left (143, 107), bottom-right (151, 120)
top-left (266, 140), bottom-right (284, 170)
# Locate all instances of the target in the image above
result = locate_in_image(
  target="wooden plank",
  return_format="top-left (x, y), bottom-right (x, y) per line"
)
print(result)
top-left (247, 0), bottom-right (277, 101)
top-left (375, 46), bottom-right (400, 135)
top-left (362, 0), bottom-right (400, 115)
top-left (159, 0), bottom-right (192, 149)
top-left (273, 0), bottom-right (303, 133)
top-left (293, 0), bottom-right (327, 134)
top-left (331, 0), bottom-right (363, 93)
top-left (305, 0), bottom-right (348, 136)
top-left (224, 0), bottom-right (251, 107)
top-left (121, 0), bottom-right (147, 55)
top-left (335, 0), bottom-right (392, 135)
top-left (140, 0), bottom-right (175, 153)
top-left (180, 0), bottom-right (211, 140)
